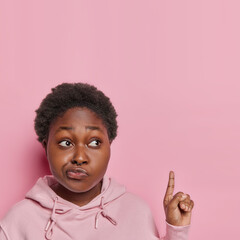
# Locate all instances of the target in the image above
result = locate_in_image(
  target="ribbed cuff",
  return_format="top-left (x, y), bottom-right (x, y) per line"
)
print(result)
top-left (165, 222), bottom-right (190, 240)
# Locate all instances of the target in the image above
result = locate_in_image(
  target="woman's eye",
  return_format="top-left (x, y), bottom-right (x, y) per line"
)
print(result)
top-left (88, 140), bottom-right (101, 147)
top-left (59, 140), bottom-right (72, 147)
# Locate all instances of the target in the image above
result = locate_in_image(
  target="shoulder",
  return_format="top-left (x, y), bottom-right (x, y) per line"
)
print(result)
top-left (0, 199), bottom-right (39, 228)
top-left (2, 199), bottom-right (37, 216)
top-left (121, 191), bottom-right (151, 208)
top-left (112, 191), bottom-right (154, 218)
top-left (108, 191), bottom-right (159, 238)
top-left (0, 198), bottom-right (49, 239)
top-left (0, 198), bottom-right (49, 238)
top-left (107, 178), bottom-right (153, 215)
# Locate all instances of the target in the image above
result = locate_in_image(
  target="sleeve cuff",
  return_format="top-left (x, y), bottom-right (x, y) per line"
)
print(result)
top-left (165, 222), bottom-right (190, 240)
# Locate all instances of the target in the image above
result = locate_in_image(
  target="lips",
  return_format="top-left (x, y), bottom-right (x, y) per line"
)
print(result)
top-left (66, 167), bottom-right (89, 180)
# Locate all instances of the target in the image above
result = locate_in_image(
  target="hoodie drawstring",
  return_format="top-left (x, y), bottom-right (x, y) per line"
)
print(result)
top-left (95, 197), bottom-right (117, 229)
top-left (45, 197), bottom-right (58, 240)
top-left (45, 196), bottom-right (117, 238)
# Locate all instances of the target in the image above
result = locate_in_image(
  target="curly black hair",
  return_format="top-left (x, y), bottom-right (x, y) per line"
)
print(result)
top-left (34, 83), bottom-right (118, 143)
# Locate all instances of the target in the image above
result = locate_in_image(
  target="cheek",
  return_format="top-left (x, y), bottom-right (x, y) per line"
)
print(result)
top-left (47, 146), bottom-right (72, 169)
top-left (93, 149), bottom-right (110, 171)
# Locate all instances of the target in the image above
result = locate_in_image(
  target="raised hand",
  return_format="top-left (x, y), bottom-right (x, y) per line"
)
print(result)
top-left (163, 171), bottom-right (194, 226)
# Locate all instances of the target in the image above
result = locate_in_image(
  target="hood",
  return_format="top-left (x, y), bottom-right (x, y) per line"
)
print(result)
top-left (25, 175), bottom-right (126, 240)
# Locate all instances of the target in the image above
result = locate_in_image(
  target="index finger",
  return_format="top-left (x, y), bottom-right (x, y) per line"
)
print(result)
top-left (164, 171), bottom-right (175, 201)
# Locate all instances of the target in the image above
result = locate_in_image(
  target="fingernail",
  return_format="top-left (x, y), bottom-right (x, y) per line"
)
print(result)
top-left (181, 194), bottom-right (187, 200)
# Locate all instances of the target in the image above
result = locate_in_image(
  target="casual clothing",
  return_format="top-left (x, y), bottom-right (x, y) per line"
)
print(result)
top-left (0, 176), bottom-right (190, 240)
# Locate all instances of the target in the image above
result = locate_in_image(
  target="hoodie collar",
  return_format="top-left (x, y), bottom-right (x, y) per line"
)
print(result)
top-left (26, 175), bottom-right (125, 209)
top-left (25, 175), bottom-right (126, 240)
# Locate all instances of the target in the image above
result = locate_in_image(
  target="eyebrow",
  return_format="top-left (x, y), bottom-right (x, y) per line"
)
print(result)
top-left (85, 126), bottom-right (103, 132)
top-left (56, 126), bottom-right (103, 132)
top-left (56, 126), bottom-right (74, 132)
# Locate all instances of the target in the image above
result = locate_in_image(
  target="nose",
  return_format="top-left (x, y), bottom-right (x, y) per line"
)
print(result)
top-left (71, 145), bottom-right (88, 166)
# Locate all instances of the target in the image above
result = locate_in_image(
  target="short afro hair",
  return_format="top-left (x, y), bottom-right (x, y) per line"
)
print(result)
top-left (34, 83), bottom-right (118, 143)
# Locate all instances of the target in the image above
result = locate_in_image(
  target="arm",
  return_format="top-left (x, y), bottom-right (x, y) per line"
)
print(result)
top-left (161, 171), bottom-right (194, 240)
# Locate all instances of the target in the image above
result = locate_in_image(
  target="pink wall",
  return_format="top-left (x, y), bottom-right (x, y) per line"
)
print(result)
top-left (0, 0), bottom-right (239, 239)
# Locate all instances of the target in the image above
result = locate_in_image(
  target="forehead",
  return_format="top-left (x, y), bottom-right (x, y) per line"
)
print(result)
top-left (50, 107), bottom-right (106, 130)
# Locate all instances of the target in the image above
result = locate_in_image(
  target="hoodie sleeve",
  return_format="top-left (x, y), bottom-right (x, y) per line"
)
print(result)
top-left (0, 226), bottom-right (8, 240)
top-left (160, 222), bottom-right (190, 240)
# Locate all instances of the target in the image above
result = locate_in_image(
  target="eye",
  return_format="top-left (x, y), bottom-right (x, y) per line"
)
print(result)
top-left (59, 140), bottom-right (73, 147)
top-left (88, 139), bottom-right (101, 148)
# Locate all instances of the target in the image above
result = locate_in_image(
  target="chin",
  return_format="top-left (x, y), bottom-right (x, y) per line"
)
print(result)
top-left (64, 179), bottom-right (101, 193)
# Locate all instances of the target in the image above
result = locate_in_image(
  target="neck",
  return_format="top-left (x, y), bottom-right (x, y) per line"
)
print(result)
top-left (51, 181), bottom-right (102, 207)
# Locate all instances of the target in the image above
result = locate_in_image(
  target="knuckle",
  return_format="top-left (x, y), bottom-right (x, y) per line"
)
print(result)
top-left (176, 191), bottom-right (184, 196)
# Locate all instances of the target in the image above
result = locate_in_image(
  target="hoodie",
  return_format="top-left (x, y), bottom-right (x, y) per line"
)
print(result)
top-left (0, 175), bottom-right (190, 240)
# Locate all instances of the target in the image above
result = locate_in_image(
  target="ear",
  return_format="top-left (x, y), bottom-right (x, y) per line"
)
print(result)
top-left (42, 139), bottom-right (47, 153)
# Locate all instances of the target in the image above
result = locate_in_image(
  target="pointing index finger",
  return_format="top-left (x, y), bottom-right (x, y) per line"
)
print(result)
top-left (164, 171), bottom-right (175, 205)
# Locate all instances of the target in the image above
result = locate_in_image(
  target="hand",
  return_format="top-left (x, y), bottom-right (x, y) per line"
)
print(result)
top-left (163, 171), bottom-right (194, 226)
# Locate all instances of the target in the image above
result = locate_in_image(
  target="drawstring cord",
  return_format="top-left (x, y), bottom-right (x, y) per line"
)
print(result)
top-left (95, 197), bottom-right (117, 229)
top-left (45, 196), bottom-right (117, 238)
top-left (45, 197), bottom-right (58, 240)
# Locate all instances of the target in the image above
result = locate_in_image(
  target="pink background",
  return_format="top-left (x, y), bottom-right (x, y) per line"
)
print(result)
top-left (0, 0), bottom-right (239, 239)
